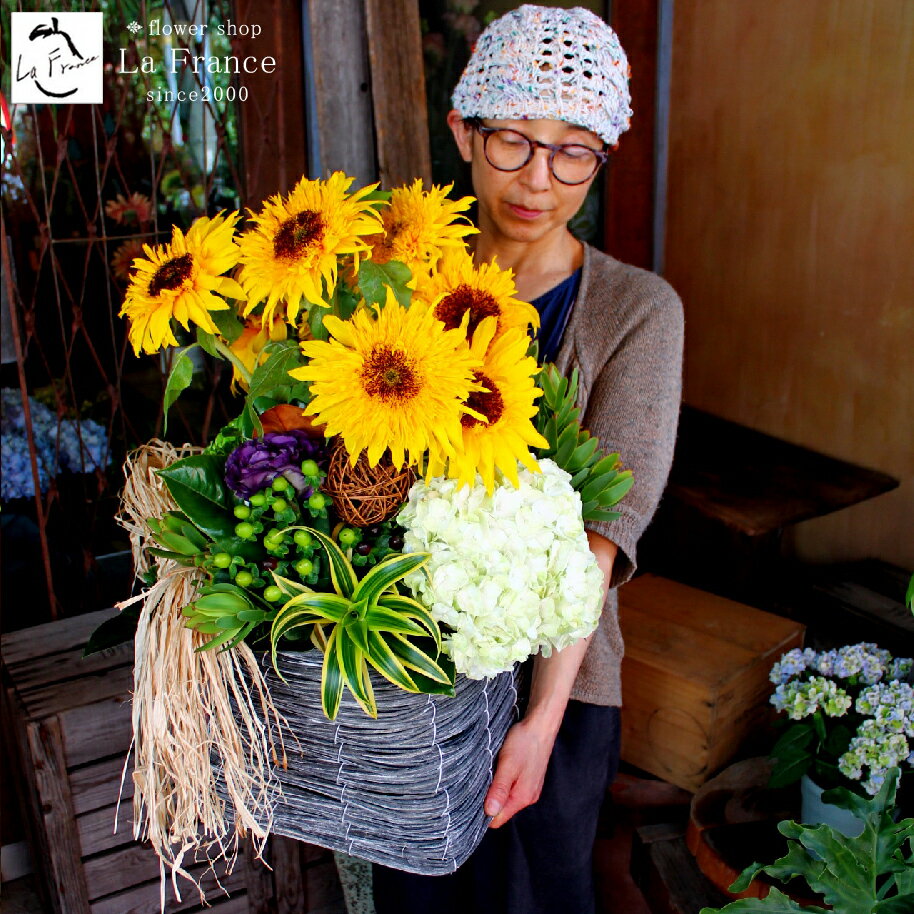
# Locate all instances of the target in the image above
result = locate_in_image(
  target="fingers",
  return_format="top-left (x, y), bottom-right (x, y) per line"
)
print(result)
top-left (485, 752), bottom-right (543, 829)
top-left (484, 753), bottom-right (519, 819)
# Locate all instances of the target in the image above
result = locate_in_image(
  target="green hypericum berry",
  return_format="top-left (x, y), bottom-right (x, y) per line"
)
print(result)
top-left (271, 498), bottom-right (289, 514)
top-left (294, 558), bottom-right (314, 576)
top-left (293, 530), bottom-right (313, 549)
top-left (308, 492), bottom-right (326, 511)
top-left (235, 521), bottom-right (255, 539)
top-left (235, 570), bottom-right (254, 587)
top-left (213, 552), bottom-right (232, 568)
top-left (271, 476), bottom-right (289, 492)
top-left (264, 585), bottom-right (283, 602)
top-left (233, 504), bottom-right (251, 519)
top-left (250, 493), bottom-right (267, 507)
top-left (338, 527), bottom-right (358, 547)
top-left (264, 528), bottom-right (284, 546)
top-left (301, 459), bottom-right (319, 477)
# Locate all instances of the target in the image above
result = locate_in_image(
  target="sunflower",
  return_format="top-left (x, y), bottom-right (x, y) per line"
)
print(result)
top-left (429, 318), bottom-right (549, 493)
top-left (366, 179), bottom-right (477, 277)
top-left (237, 173), bottom-right (384, 329)
top-left (228, 314), bottom-right (288, 391)
top-left (412, 245), bottom-right (539, 342)
top-left (291, 291), bottom-right (484, 469)
top-left (120, 212), bottom-right (244, 356)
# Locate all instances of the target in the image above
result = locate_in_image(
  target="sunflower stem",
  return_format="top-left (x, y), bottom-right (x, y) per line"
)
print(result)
top-left (213, 337), bottom-right (252, 386)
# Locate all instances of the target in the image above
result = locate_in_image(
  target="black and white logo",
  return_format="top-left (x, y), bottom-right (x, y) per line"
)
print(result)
top-left (11, 12), bottom-right (103, 104)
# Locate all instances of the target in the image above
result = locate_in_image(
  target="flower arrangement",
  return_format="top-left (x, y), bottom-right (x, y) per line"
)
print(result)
top-left (768, 643), bottom-right (914, 796)
top-left (106, 171), bottom-right (634, 888)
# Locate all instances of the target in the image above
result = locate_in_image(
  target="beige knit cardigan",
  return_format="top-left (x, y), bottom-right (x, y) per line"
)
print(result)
top-left (555, 243), bottom-right (684, 706)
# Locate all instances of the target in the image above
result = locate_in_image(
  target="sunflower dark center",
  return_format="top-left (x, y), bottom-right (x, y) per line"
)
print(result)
top-left (273, 209), bottom-right (325, 260)
top-left (361, 345), bottom-right (420, 402)
top-left (435, 285), bottom-right (501, 334)
top-left (148, 253), bottom-right (193, 296)
top-left (462, 372), bottom-right (504, 428)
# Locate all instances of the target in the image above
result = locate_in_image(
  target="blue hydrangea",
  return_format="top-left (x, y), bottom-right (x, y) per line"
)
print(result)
top-left (1, 389), bottom-right (109, 501)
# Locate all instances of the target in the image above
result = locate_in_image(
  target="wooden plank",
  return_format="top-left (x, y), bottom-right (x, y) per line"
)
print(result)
top-left (89, 862), bottom-right (247, 914)
top-left (83, 843), bottom-right (162, 899)
top-left (235, 0), bottom-right (308, 205)
top-left (632, 830), bottom-right (731, 914)
top-left (620, 574), bottom-right (805, 653)
top-left (17, 664), bottom-right (133, 720)
top-left (604, 0), bottom-right (659, 270)
top-left (59, 695), bottom-right (133, 768)
top-left (7, 643), bottom-right (132, 696)
top-left (306, 0), bottom-right (376, 185)
top-left (302, 855), bottom-right (345, 913)
top-left (27, 716), bottom-right (92, 913)
top-left (667, 407), bottom-right (899, 536)
top-left (242, 838), bottom-right (274, 914)
top-left (70, 755), bottom-right (134, 815)
top-left (272, 835), bottom-right (307, 914)
top-left (1, 607), bottom-right (117, 666)
top-left (364, 0), bottom-right (432, 189)
top-left (77, 802), bottom-right (136, 856)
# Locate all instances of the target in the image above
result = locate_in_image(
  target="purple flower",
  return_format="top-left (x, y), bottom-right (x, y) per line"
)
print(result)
top-left (225, 431), bottom-right (324, 499)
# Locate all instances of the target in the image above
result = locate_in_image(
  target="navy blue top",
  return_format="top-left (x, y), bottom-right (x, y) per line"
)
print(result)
top-left (530, 268), bottom-right (583, 364)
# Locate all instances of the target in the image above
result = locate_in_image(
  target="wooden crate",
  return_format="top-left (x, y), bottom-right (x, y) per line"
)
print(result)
top-left (1, 608), bottom-right (344, 914)
top-left (619, 575), bottom-right (805, 792)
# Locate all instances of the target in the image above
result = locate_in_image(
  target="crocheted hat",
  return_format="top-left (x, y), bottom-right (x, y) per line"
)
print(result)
top-left (452, 5), bottom-right (632, 146)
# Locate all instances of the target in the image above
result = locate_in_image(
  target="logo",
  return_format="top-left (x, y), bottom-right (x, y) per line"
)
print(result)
top-left (11, 12), bottom-right (103, 104)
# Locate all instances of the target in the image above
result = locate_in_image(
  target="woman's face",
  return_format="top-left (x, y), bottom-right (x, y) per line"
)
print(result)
top-left (447, 112), bottom-right (603, 246)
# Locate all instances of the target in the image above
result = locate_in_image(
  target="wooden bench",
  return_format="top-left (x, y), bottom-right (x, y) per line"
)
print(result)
top-left (1, 608), bottom-right (344, 914)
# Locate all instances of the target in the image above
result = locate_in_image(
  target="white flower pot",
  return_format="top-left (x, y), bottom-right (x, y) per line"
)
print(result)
top-left (800, 774), bottom-right (864, 838)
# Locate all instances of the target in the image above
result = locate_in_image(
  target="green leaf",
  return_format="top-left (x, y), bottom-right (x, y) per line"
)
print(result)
top-left (336, 627), bottom-right (375, 717)
top-left (245, 340), bottom-right (305, 407)
top-left (361, 605), bottom-right (426, 639)
top-left (156, 454), bottom-right (234, 539)
top-left (358, 259), bottom-right (413, 308)
top-left (162, 347), bottom-right (195, 434)
top-left (354, 552), bottom-right (430, 606)
top-left (906, 572), bottom-right (914, 611)
top-left (376, 593), bottom-right (442, 652)
top-left (211, 306), bottom-right (244, 344)
top-left (321, 627), bottom-right (345, 720)
top-left (382, 632), bottom-right (451, 684)
top-left (295, 527), bottom-right (358, 598)
top-left (699, 887), bottom-right (825, 913)
top-left (84, 604), bottom-right (142, 655)
top-left (195, 327), bottom-right (219, 358)
top-left (874, 895), bottom-right (914, 913)
top-left (364, 630), bottom-right (417, 692)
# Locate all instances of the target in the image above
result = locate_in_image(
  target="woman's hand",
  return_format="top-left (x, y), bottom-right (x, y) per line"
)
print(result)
top-left (484, 531), bottom-right (617, 829)
top-left (484, 715), bottom-right (557, 828)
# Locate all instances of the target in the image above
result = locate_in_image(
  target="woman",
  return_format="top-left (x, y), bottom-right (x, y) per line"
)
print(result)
top-left (374, 6), bottom-right (683, 912)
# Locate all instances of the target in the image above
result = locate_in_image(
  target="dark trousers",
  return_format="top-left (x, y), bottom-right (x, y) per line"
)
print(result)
top-left (373, 701), bottom-right (621, 914)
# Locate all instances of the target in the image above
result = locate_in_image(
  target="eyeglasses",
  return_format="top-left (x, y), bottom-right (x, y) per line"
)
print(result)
top-left (467, 119), bottom-right (608, 186)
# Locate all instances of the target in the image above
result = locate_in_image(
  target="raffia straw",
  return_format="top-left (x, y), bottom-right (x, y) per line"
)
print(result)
top-left (117, 441), bottom-right (284, 903)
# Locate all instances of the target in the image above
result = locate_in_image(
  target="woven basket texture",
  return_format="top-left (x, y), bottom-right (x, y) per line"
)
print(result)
top-left (236, 650), bottom-right (520, 875)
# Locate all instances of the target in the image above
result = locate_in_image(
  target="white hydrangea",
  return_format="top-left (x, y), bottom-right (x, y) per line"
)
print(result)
top-left (398, 459), bottom-right (605, 679)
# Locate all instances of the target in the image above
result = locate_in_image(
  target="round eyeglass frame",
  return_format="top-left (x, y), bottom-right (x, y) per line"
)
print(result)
top-left (466, 118), bottom-right (609, 186)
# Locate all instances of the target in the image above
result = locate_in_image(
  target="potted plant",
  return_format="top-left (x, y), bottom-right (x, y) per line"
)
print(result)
top-left (699, 767), bottom-right (914, 913)
top-left (767, 643), bottom-right (914, 835)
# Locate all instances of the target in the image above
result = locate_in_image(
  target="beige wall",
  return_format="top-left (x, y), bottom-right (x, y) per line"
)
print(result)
top-left (664, 0), bottom-right (914, 570)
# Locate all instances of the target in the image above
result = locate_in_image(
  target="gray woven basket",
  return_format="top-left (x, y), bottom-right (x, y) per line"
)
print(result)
top-left (240, 650), bottom-right (520, 875)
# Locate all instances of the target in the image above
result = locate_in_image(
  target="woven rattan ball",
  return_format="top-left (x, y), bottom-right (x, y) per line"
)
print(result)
top-left (323, 442), bottom-right (415, 527)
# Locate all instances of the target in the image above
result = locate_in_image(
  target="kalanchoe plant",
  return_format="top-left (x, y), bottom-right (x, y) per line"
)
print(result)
top-left (270, 527), bottom-right (454, 720)
top-left (533, 364), bottom-right (633, 522)
top-left (699, 767), bottom-right (914, 914)
top-left (768, 644), bottom-right (914, 795)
